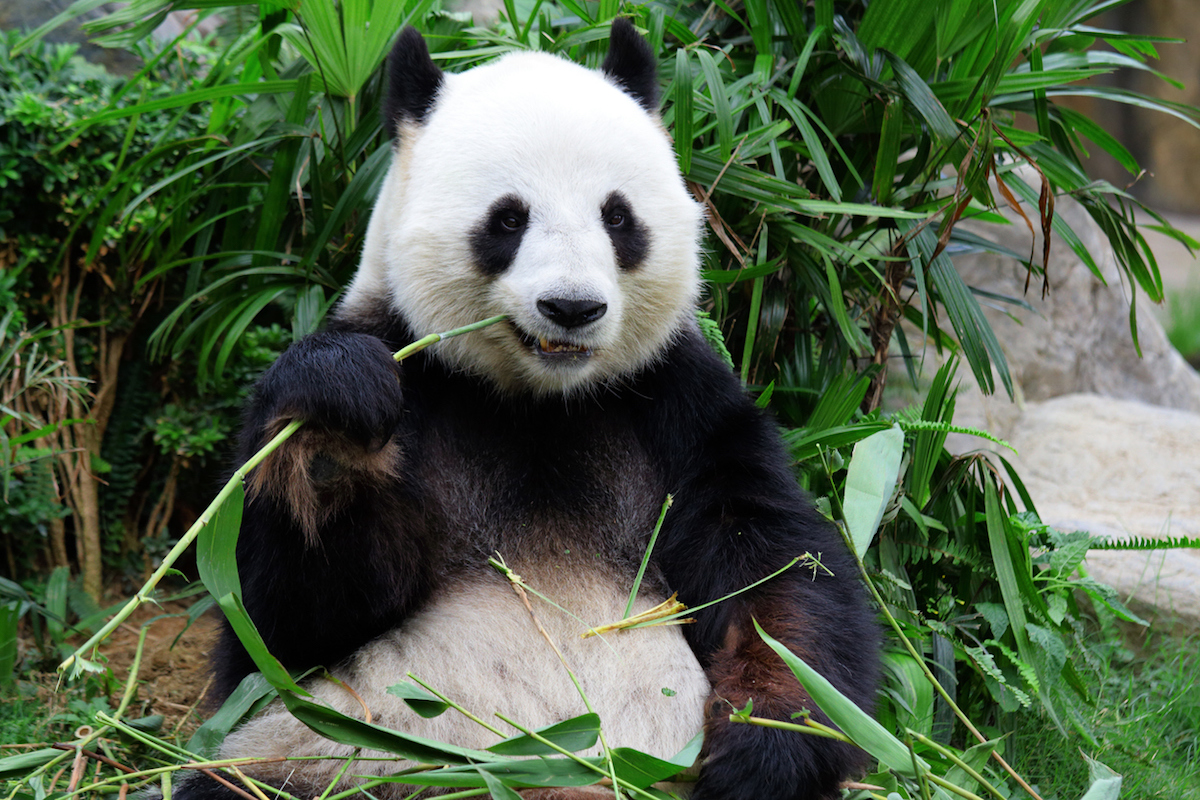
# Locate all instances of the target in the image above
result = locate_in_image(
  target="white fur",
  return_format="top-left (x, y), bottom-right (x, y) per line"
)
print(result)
top-left (221, 563), bottom-right (709, 798)
top-left (343, 51), bottom-right (705, 394)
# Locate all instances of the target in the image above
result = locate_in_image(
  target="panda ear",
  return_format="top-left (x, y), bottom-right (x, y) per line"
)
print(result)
top-left (384, 26), bottom-right (444, 138)
top-left (601, 18), bottom-right (659, 114)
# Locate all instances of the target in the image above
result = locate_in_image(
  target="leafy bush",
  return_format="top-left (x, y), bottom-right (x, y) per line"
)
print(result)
top-left (3, 0), bottom-right (1199, 798)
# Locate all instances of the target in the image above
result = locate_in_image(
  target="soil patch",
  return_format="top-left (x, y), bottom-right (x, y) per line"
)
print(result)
top-left (101, 600), bottom-right (222, 737)
top-left (22, 598), bottom-right (222, 742)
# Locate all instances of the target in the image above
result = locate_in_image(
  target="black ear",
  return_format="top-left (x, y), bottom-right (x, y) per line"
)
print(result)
top-left (384, 27), bottom-right (444, 138)
top-left (601, 18), bottom-right (659, 113)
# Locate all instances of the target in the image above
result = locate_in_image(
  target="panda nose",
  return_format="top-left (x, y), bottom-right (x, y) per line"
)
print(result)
top-left (536, 298), bottom-right (607, 328)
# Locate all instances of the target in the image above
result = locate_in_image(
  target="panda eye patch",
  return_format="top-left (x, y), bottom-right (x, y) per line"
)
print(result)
top-left (471, 194), bottom-right (530, 276)
top-left (601, 191), bottom-right (649, 271)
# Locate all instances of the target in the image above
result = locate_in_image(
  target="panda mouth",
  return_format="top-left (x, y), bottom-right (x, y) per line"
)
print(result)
top-left (513, 325), bottom-right (594, 360)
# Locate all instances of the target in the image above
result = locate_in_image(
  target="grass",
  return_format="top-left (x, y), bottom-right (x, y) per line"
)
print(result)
top-left (0, 689), bottom-right (49, 745)
top-left (4, 619), bottom-right (1199, 799)
top-left (1007, 623), bottom-right (1200, 799)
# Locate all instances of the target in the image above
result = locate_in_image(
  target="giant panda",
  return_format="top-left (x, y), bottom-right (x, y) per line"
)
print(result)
top-left (189, 18), bottom-right (879, 800)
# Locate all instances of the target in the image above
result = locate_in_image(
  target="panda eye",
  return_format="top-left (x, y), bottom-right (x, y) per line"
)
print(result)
top-left (490, 206), bottom-right (527, 235)
top-left (604, 210), bottom-right (626, 228)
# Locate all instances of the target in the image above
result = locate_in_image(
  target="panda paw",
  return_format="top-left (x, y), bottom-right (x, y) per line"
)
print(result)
top-left (242, 332), bottom-right (406, 533)
top-left (691, 714), bottom-right (863, 800)
top-left (250, 331), bottom-right (405, 450)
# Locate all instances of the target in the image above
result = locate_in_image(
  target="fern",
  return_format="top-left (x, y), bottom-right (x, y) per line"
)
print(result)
top-left (695, 309), bottom-right (734, 370)
top-left (1087, 535), bottom-right (1200, 551)
top-left (891, 413), bottom-right (1017, 454)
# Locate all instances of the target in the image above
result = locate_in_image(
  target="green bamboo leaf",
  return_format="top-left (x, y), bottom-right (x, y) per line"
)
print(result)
top-left (755, 621), bottom-right (926, 776)
top-left (873, 98), bottom-right (903, 203)
top-left (215, 592), bottom-right (303, 692)
top-left (743, 0), bottom-right (772, 57)
top-left (1017, 87), bottom-right (1200, 130)
top-left (881, 650), bottom-right (934, 736)
top-left (487, 713), bottom-right (600, 756)
top-left (476, 767), bottom-right (523, 800)
top-left (12, 0), bottom-right (110, 53)
top-left (188, 672), bottom-right (277, 757)
top-left (298, 144), bottom-right (392, 271)
top-left (1058, 107), bottom-right (1139, 174)
top-left (695, 49), bottom-right (734, 162)
top-left (213, 288), bottom-right (289, 381)
top-left (0, 748), bottom-right (61, 778)
top-left (278, 691), bottom-right (502, 764)
top-left (382, 757), bottom-right (600, 789)
top-left (908, 223), bottom-right (1013, 398)
top-left (121, 133), bottom-right (296, 220)
top-left (674, 48), bottom-right (694, 173)
top-left (908, 361), bottom-right (956, 509)
top-left (82, 81), bottom-right (297, 126)
top-left (610, 739), bottom-right (700, 789)
top-left (983, 481), bottom-right (1036, 676)
top-left (198, 483), bottom-right (304, 693)
top-left (688, 153), bottom-right (924, 219)
top-left (774, 96), bottom-right (841, 202)
top-left (842, 425), bottom-right (905, 557)
top-left (857, 0), bottom-right (937, 65)
top-left (1079, 756), bottom-right (1122, 800)
top-left (801, 374), bottom-right (877, 433)
top-left (385, 681), bottom-right (451, 719)
top-left (822, 257), bottom-right (868, 355)
top-left (883, 50), bottom-right (958, 144)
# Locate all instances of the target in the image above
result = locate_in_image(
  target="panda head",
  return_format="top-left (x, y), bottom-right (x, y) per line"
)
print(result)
top-left (342, 20), bottom-right (705, 396)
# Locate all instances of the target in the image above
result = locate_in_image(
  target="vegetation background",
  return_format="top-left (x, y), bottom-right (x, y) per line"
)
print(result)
top-left (2, 0), bottom-right (1199, 798)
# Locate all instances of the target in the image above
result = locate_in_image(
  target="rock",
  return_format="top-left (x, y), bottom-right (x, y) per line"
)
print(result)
top-left (950, 194), bottom-right (1200, 415)
top-left (902, 192), bottom-right (1200, 628)
top-left (999, 394), bottom-right (1200, 625)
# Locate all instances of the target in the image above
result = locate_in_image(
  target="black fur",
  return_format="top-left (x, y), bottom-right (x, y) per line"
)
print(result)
top-left (207, 302), bottom-right (879, 800)
top-left (384, 26), bottom-right (443, 137)
top-left (601, 17), bottom-right (660, 113)
top-left (601, 191), bottom-right (650, 270)
top-left (470, 194), bottom-right (530, 276)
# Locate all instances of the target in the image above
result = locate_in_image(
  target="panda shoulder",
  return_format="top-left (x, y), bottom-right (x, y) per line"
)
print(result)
top-left (639, 321), bottom-right (750, 418)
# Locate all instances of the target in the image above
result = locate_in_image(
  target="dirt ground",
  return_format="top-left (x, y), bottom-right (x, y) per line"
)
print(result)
top-left (30, 599), bottom-right (222, 741)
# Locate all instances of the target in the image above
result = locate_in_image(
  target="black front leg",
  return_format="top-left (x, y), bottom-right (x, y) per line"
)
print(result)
top-left (645, 338), bottom-right (880, 799)
top-left (212, 330), bottom-right (430, 701)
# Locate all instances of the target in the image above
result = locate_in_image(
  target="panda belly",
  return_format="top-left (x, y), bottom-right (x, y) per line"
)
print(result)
top-left (219, 560), bottom-right (710, 797)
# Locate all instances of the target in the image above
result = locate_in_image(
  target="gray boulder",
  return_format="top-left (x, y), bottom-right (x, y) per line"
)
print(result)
top-left (916, 193), bottom-right (1200, 627)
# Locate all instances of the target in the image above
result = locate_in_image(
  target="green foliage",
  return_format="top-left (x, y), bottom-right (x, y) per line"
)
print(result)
top-left (0, 29), bottom-right (205, 294)
top-left (4, 0), bottom-right (1199, 798)
top-left (1166, 281), bottom-right (1200, 367)
top-left (1009, 629), bottom-right (1200, 799)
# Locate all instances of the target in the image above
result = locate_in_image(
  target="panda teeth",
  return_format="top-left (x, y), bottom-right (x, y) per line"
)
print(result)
top-left (537, 336), bottom-right (591, 355)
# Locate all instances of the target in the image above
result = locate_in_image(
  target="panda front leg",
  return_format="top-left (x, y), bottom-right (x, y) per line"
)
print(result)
top-left (211, 329), bottom-right (430, 700)
top-left (240, 330), bottom-right (407, 540)
top-left (691, 578), bottom-right (878, 800)
top-left (655, 417), bottom-right (881, 799)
